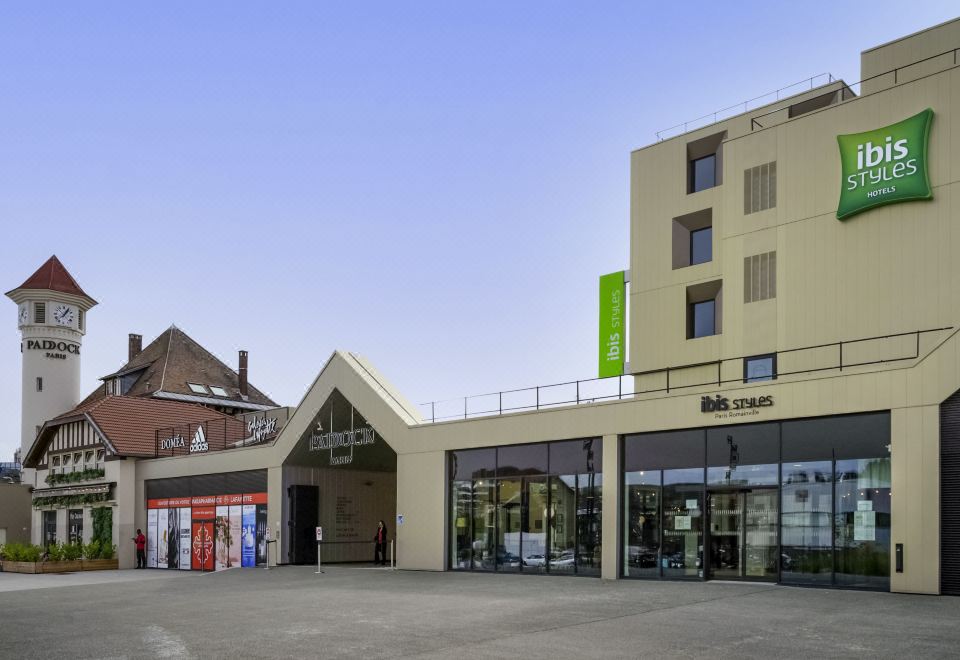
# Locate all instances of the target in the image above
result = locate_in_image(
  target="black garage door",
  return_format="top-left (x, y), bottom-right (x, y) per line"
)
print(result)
top-left (941, 389), bottom-right (960, 595)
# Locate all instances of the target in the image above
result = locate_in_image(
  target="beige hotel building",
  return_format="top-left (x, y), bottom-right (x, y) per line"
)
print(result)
top-left (12, 18), bottom-right (960, 595)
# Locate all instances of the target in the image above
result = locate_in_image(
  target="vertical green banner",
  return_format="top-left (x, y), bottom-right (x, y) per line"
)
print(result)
top-left (598, 271), bottom-right (625, 378)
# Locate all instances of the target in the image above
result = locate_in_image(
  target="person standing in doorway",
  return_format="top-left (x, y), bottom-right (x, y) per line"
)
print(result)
top-left (134, 528), bottom-right (146, 569)
top-left (373, 520), bottom-right (388, 566)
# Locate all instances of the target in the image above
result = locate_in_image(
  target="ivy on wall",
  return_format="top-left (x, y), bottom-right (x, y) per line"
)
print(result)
top-left (32, 492), bottom-right (111, 509)
top-left (44, 468), bottom-right (105, 486)
top-left (91, 506), bottom-right (112, 547)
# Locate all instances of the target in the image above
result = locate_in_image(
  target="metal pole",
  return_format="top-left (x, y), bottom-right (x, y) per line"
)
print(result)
top-left (390, 540), bottom-right (394, 569)
top-left (431, 401), bottom-right (435, 424)
top-left (315, 542), bottom-right (324, 574)
top-left (499, 392), bottom-right (502, 415)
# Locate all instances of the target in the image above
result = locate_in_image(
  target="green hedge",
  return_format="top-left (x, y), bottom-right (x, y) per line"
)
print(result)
top-left (0, 541), bottom-right (116, 562)
top-left (92, 507), bottom-right (112, 547)
top-left (45, 467), bottom-right (105, 486)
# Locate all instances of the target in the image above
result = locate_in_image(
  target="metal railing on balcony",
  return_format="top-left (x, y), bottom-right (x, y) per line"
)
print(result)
top-left (750, 47), bottom-right (960, 130)
top-left (419, 326), bottom-right (953, 424)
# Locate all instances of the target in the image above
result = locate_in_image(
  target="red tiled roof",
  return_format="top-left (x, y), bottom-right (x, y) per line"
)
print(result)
top-left (26, 396), bottom-right (245, 465)
top-left (8, 255), bottom-right (95, 301)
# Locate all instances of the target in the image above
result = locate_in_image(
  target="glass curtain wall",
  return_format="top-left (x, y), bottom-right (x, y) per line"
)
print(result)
top-left (449, 438), bottom-right (602, 576)
top-left (623, 412), bottom-right (891, 590)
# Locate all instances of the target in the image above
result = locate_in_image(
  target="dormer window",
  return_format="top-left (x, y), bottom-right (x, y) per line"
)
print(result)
top-left (188, 383), bottom-right (209, 394)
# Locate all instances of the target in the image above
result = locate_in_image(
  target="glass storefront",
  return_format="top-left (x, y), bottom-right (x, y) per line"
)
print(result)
top-left (623, 412), bottom-right (891, 590)
top-left (449, 438), bottom-right (601, 576)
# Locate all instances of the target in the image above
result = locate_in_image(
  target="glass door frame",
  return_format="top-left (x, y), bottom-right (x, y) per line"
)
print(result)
top-left (704, 484), bottom-right (781, 583)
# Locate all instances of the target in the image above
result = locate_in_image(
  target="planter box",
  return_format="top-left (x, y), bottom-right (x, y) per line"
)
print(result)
top-left (0, 559), bottom-right (117, 573)
top-left (1, 561), bottom-right (41, 574)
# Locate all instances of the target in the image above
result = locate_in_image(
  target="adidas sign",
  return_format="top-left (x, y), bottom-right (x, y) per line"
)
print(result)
top-left (190, 426), bottom-right (209, 453)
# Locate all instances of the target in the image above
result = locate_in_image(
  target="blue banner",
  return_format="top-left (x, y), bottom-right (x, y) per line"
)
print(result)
top-left (241, 505), bottom-right (256, 567)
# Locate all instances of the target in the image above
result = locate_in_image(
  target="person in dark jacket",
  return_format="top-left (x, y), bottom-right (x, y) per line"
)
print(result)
top-left (134, 529), bottom-right (146, 568)
top-left (373, 520), bottom-right (388, 566)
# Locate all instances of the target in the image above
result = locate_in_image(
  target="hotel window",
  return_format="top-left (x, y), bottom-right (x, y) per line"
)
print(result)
top-left (744, 354), bottom-right (776, 382)
top-left (690, 227), bottom-right (712, 265)
top-left (52, 455), bottom-right (60, 474)
top-left (96, 449), bottom-right (105, 469)
top-left (671, 209), bottom-right (712, 269)
top-left (33, 302), bottom-right (45, 324)
top-left (744, 161), bottom-right (777, 214)
top-left (84, 450), bottom-right (94, 466)
top-left (36, 377), bottom-right (43, 392)
top-left (686, 131), bottom-right (725, 194)
top-left (744, 251), bottom-right (777, 303)
top-left (686, 280), bottom-right (722, 339)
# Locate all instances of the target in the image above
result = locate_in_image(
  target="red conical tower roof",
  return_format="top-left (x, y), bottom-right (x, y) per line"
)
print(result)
top-left (7, 255), bottom-right (96, 303)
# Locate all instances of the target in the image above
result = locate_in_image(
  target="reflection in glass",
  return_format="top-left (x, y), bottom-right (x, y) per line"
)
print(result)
top-left (624, 471), bottom-right (661, 577)
top-left (835, 458), bottom-right (891, 589)
top-left (576, 473), bottom-right (602, 576)
top-left (662, 468), bottom-right (703, 578)
top-left (522, 478), bottom-right (549, 574)
top-left (450, 480), bottom-right (472, 569)
top-left (497, 479), bottom-right (522, 572)
top-left (550, 476), bottom-right (576, 574)
top-left (781, 461), bottom-right (833, 585)
top-left (472, 479), bottom-right (496, 570)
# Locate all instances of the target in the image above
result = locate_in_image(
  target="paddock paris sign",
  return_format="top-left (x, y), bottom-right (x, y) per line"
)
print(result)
top-left (836, 109), bottom-right (933, 220)
top-left (598, 271), bottom-right (625, 378)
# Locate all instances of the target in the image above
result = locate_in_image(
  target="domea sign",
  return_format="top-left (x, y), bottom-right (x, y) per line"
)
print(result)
top-left (836, 108), bottom-right (933, 220)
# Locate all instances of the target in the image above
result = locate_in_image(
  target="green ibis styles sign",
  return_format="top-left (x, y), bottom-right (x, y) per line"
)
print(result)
top-left (598, 271), bottom-right (625, 378)
top-left (836, 109), bottom-right (933, 220)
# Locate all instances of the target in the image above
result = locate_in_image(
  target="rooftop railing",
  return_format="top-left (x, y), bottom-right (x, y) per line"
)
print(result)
top-left (654, 73), bottom-right (835, 141)
top-left (418, 326), bottom-right (953, 424)
top-left (750, 47), bottom-right (960, 131)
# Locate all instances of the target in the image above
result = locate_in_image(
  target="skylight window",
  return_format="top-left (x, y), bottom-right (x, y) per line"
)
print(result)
top-left (188, 383), bottom-right (210, 394)
top-left (209, 386), bottom-right (229, 397)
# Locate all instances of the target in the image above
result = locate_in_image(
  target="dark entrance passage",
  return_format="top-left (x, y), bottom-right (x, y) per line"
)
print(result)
top-left (707, 488), bottom-right (778, 581)
top-left (288, 484), bottom-right (319, 565)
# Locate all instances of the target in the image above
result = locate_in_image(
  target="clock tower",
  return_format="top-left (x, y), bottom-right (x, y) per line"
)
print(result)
top-left (6, 256), bottom-right (96, 481)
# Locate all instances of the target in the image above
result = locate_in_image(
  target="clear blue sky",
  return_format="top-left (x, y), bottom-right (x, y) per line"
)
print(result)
top-left (1, 2), bottom-right (957, 460)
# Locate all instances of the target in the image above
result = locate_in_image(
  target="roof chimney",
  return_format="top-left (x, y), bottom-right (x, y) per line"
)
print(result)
top-left (128, 334), bottom-right (143, 362)
top-left (238, 350), bottom-right (249, 398)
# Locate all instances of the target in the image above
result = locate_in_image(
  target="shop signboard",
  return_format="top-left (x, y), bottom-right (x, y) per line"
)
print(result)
top-left (836, 109), bottom-right (934, 220)
top-left (598, 271), bottom-right (625, 378)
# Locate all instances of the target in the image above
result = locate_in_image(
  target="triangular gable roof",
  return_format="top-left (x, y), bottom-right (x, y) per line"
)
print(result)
top-left (6, 255), bottom-right (95, 302)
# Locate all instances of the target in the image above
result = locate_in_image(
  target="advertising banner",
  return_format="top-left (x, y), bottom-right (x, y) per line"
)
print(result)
top-left (179, 508), bottom-right (191, 570)
top-left (147, 509), bottom-right (158, 568)
top-left (156, 508), bottom-right (168, 569)
top-left (598, 271), bottom-right (625, 378)
top-left (836, 109), bottom-right (933, 220)
top-left (256, 504), bottom-right (268, 565)
top-left (215, 506), bottom-right (229, 570)
top-left (192, 521), bottom-right (214, 571)
top-left (166, 508), bottom-right (180, 569)
top-left (241, 505), bottom-right (256, 567)
top-left (228, 505), bottom-right (242, 568)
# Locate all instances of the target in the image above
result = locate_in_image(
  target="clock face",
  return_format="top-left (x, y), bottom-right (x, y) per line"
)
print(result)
top-left (53, 304), bottom-right (74, 326)
top-left (18, 305), bottom-right (27, 327)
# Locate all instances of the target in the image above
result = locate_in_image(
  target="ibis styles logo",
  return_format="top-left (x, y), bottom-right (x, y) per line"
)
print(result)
top-left (836, 109), bottom-right (933, 220)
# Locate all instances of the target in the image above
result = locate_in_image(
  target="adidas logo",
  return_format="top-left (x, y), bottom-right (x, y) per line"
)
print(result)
top-left (190, 426), bottom-right (209, 453)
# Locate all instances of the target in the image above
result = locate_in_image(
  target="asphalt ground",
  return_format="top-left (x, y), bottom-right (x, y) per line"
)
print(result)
top-left (1, 565), bottom-right (959, 659)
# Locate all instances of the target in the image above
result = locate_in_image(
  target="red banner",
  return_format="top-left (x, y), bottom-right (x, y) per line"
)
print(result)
top-left (191, 506), bottom-right (216, 519)
top-left (191, 521), bottom-right (214, 570)
top-left (148, 493), bottom-right (267, 509)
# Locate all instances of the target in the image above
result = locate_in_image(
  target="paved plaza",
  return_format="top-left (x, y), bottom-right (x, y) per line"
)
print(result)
top-left (1, 566), bottom-right (959, 659)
